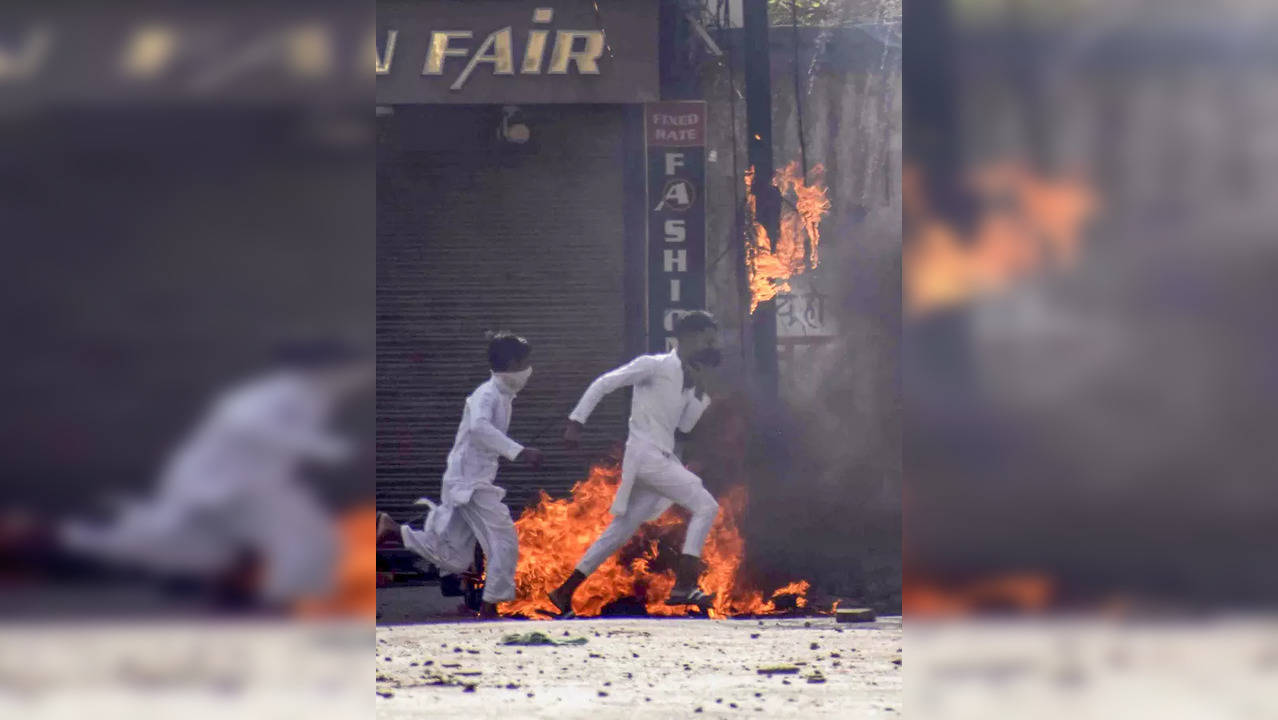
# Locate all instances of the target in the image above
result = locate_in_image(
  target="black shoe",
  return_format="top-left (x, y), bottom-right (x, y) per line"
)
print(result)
top-left (665, 587), bottom-right (716, 611)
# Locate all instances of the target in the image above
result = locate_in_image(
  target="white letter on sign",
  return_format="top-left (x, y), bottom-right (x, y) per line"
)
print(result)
top-left (664, 219), bottom-right (685, 243)
top-left (665, 153), bottom-right (685, 176)
top-left (547, 30), bottom-right (605, 75)
top-left (663, 249), bottom-right (687, 273)
top-left (670, 278), bottom-right (682, 302)
top-left (653, 182), bottom-right (691, 211)
top-left (452, 26), bottom-right (514, 90)
top-left (423, 31), bottom-right (472, 75)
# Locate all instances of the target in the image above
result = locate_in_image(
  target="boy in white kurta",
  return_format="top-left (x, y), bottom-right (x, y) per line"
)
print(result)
top-left (377, 332), bottom-right (543, 619)
top-left (549, 311), bottom-right (723, 615)
top-left (60, 340), bottom-right (371, 607)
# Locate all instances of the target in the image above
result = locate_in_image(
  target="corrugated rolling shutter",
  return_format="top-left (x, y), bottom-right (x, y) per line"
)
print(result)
top-left (377, 105), bottom-right (632, 520)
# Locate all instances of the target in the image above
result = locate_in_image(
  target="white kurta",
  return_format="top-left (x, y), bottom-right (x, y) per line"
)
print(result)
top-left (61, 372), bottom-right (345, 603)
top-left (400, 376), bottom-right (523, 603)
top-left (569, 350), bottom-right (711, 517)
top-left (568, 350), bottom-right (718, 573)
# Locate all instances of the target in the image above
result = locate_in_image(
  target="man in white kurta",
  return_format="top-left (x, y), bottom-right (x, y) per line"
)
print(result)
top-left (549, 311), bottom-right (722, 615)
top-left (60, 343), bottom-right (370, 606)
top-left (384, 332), bottom-right (542, 617)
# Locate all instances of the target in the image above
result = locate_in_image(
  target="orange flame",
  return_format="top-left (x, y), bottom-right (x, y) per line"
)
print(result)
top-left (501, 464), bottom-right (810, 619)
top-left (293, 505), bottom-right (378, 618)
top-left (745, 161), bottom-right (832, 313)
top-left (903, 572), bottom-right (1055, 617)
top-left (904, 161), bottom-right (1097, 317)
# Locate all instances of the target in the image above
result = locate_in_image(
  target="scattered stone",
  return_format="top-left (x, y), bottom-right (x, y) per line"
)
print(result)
top-left (453, 648), bottom-right (462, 653)
top-left (730, 702), bottom-right (739, 708)
top-left (757, 665), bottom-right (800, 675)
top-left (597, 690), bottom-right (608, 697)
top-left (589, 653), bottom-right (604, 659)
top-left (502, 632), bottom-right (587, 646)
top-left (376, 690), bottom-right (393, 698)
top-left (383, 656), bottom-right (391, 662)
top-left (694, 708), bottom-right (703, 713)
top-left (441, 663), bottom-right (461, 668)
top-left (423, 661), bottom-right (433, 666)
top-left (376, 674), bottom-right (389, 682)
top-left (466, 650), bottom-right (480, 655)
top-left (810, 643), bottom-right (820, 650)
top-left (806, 672), bottom-right (828, 684)
top-left (892, 657), bottom-right (902, 667)
top-left (837, 608), bottom-right (877, 624)
top-left (750, 633), bottom-right (761, 639)
top-left (804, 622), bottom-right (812, 628)
top-left (409, 662), bottom-right (418, 667)
top-left (463, 684), bottom-right (476, 693)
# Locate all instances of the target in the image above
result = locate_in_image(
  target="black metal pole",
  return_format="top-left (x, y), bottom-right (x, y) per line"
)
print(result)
top-left (742, 0), bottom-right (780, 401)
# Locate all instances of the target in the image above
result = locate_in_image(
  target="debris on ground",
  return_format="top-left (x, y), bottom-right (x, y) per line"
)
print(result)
top-left (376, 616), bottom-right (903, 717)
top-left (837, 608), bottom-right (877, 623)
top-left (501, 632), bottom-right (588, 647)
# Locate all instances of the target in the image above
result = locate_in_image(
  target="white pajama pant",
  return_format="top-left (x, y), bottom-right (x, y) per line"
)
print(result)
top-left (401, 483), bottom-right (518, 603)
top-left (60, 481), bottom-right (337, 605)
top-left (577, 447), bottom-right (719, 576)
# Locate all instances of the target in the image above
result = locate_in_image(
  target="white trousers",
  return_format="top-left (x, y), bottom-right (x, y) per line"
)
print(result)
top-left (576, 447), bottom-right (719, 576)
top-left (401, 484), bottom-right (518, 604)
top-left (61, 480), bottom-right (337, 605)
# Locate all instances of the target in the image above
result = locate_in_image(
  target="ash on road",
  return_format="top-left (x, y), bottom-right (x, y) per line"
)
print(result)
top-left (375, 616), bottom-right (903, 719)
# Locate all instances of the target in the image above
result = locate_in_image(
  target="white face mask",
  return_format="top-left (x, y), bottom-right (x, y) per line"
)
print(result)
top-left (495, 366), bottom-right (532, 393)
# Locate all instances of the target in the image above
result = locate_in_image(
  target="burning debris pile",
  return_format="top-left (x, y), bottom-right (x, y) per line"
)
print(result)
top-left (745, 161), bottom-right (833, 313)
top-left (501, 463), bottom-right (812, 619)
top-left (904, 160), bottom-right (1097, 317)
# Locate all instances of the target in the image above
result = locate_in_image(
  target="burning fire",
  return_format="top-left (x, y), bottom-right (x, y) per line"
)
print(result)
top-left (501, 463), bottom-right (810, 619)
top-left (903, 572), bottom-right (1055, 617)
top-left (293, 505), bottom-right (378, 618)
top-left (904, 161), bottom-right (1097, 317)
top-left (745, 161), bottom-right (833, 313)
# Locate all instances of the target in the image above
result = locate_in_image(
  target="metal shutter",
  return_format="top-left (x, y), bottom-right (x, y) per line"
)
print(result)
top-left (377, 105), bottom-right (632, 519)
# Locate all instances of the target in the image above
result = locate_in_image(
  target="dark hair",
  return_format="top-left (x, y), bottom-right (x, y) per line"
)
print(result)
top-left (487, 331), bottom-right (532, 371)
top-left (674, 310), bottom-right (718, 337)
top-left (273, 338), bottom-right (364, 370)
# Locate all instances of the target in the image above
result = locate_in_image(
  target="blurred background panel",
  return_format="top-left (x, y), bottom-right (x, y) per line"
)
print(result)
top-left (0, 3), bottom-right (374, 619)
top-left (904, 0), bottom-right (1278, 613)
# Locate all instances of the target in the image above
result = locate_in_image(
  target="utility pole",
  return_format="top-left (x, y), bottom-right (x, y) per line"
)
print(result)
top-left (742, 0), bottom-right (781, 401)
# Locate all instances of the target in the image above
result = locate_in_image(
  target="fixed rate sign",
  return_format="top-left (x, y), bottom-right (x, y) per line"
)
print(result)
top-left (646, 101), bottom-right (707, 353)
